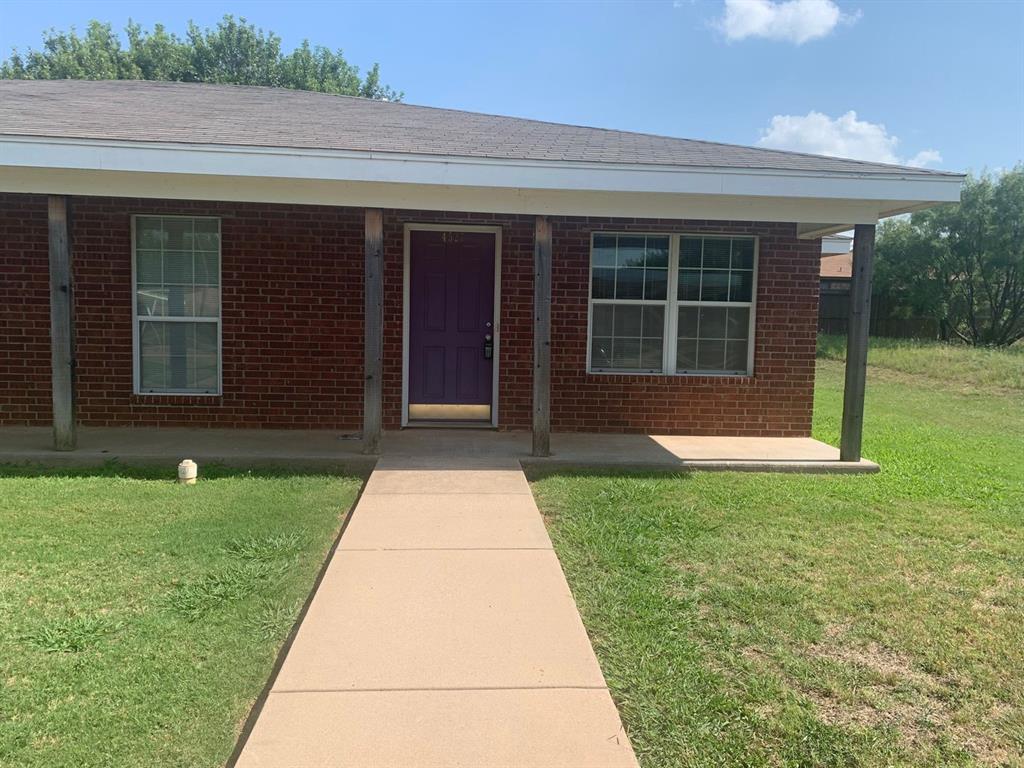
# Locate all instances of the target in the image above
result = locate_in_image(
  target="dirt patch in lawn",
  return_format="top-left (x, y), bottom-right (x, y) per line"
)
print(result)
top-left (793, 625), bottom-right (1015, 766)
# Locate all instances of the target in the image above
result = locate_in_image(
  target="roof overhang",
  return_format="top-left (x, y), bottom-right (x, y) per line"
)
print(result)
top-left (0, 136), bottom-right (964, 230)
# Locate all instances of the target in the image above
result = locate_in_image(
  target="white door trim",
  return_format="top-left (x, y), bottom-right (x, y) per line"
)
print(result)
top-left (402, 223), bottom-right (503, 428)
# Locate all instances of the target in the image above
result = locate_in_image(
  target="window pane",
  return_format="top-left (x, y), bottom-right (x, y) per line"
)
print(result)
top-left (139, 320), bottom-right (218, 393)
top-left (591, 337), bottom-right (612, 368)
top-left (615, 268), bottom-right (644, 299)
top-left (592, 268), bottom-right (615, 299)
top-left (136, 250), bottom-right (162, 283)
top-left (613, 305), bottom-right (642, 337)
top-left (192, 355), bottom-right (219, 389)
top-left (646, 237), bottom-right (670, 268)
top-left (678, 269), bottom-right (701, 301)
top-left (592, 235), bottom-right (616, 268)
top-left (135, 217), bottom-right (164, 249)
top-left (702, 239), bottom-right (731, 269)
top-left (726, 307), bottom-right (750, 339)
top-left (729, 271), bottom-right (753, 302)
top-left (699, 307), bottom-right (728, 339)
top-left (617, 236), bottom-right (646, 268)
top-left (697, 339), bottom-right (726, 370)
top-left (195, 252), bottom-right (220, 286)
top-left (642, 305), bottom-right (665, 339)
top-left (641, 339), bottom-right (663, 370)
top-left (193, 287), bottom-right (221, 317)
top-left (612, 338), bottom-right (641, 369)
top-left (678, 306), bottom-right (699, 337)
top-left (732, 239), bottom-right (755, 270)
top-left (680, 237), bottom-right (702, 268)
top-left (592, 304), bottom-right (613, 337)
top-left (194, 321), bottom-right (219, 354)
top-left (700, 270), bottom-right (730, 301)
top-left (163, 219), bottom-right (194, 250)
top-left (677, 338), bottom-right (698, 370)
top-left (137, 286), bottom-right (167, 317)
top-left (194, 219), bottom-right (220, 251)
top-left (725, 339), bottom-right (749, 371)
top-left (163, 251), bottom-right (193, 284)
top-left (644, 268), bottom-right (667, 300)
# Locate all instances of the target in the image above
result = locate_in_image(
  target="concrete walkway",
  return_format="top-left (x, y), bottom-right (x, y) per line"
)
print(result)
top-left (234, 454), bottom-right (640, 768)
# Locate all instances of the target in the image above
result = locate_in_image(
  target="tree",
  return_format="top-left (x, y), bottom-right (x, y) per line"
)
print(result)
top-left (0, 16), bottom-right (401, 101)
top-left (874, 166), bottom-right (1024, 346)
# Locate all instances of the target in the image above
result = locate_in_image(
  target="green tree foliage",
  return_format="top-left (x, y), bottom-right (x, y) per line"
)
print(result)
top-left (0, 16), bottom-right (401, 101)
top-left (875, 166), bottom-right (1024, 346)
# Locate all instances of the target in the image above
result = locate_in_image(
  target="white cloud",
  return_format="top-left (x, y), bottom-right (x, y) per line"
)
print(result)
top-left (758, 110), bottom-right (942, 167)
top-left (906, 149), bottom-right (943, 168)
top-left (717, 0), bottom-right (858, 44)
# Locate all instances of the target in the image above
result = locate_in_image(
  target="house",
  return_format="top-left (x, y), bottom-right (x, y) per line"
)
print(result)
top-left (819, 235), bottom-right (853, 334)
top-left (0, 80), bottom-right (964, 462)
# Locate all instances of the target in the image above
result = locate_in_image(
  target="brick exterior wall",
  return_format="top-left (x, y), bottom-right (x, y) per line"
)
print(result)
top-left (0, 193), bottom-right (820, 435)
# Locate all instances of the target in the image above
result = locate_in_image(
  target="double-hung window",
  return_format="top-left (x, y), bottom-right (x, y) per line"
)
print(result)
top-left (133, 216), bottom-right (221, 394)
top-left (588, 233), bottom-right (756, 375)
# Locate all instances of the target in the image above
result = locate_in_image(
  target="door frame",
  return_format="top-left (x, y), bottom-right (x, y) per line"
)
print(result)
top-left (402, 223), bottom-right (503, 428)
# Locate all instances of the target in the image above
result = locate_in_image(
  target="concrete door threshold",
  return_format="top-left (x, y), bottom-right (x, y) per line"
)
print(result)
top-left (233, 456), bottom-right (639, 768)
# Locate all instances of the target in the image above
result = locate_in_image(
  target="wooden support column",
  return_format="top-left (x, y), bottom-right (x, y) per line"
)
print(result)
top-left (48, 195), bottom-right (76, 451)
top-left (532, 216), bottom-right (552, 457)
top-left (362, 208), bottom-right (384, 455)
top-left (840, 223), bottom-right (876, 462)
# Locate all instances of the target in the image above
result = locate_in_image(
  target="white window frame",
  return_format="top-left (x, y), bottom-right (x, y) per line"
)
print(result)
top-left (586, 232), bottom-right (758, 377)
top-left (131, 214), bottom-right (223, 396)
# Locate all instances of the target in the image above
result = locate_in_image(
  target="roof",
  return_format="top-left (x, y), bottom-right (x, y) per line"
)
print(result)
top-left (821, 253), bottom-right (853, 279)
top-left (0, 80), bottom-right (959, 177)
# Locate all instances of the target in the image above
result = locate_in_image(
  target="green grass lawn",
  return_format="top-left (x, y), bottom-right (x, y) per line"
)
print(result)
top-left (0, 466), bottom-right (361, 768)
top-left (533, 340), bottom-right (1024, 768)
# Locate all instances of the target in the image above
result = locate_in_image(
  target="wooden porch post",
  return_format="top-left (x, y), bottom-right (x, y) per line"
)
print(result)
top-left (532, 216), bottom-right (552, 457)
top-left (48, 195), bottom-right (76, 450)
top-left (362, 208), bottom-right (384, 455)
top-left (840, 223), bottom-right (876, 462)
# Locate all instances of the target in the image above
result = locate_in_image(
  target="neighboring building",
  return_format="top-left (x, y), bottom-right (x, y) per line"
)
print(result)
top-left (0, 80), bottom-right (963, 456)
top-left (819, 235), bottom-right (853, 334)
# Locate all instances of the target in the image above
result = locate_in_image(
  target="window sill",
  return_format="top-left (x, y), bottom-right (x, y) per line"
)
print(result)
top-left (586, 370), bottom-right (756, 384)
top-left (130, 392), bottom-right (224, 406)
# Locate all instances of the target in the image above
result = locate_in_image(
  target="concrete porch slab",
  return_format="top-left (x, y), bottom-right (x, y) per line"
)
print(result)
top-left (236, 688), bottom-right (638, 768)
top-left (0, 426), bottom-right (879, 473)
top-left (272, 548), bottom-right (606, 691)
top-left (340, 494), bottom-right (552, 550)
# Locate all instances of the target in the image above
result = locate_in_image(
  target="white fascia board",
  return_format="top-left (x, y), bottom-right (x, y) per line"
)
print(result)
top-left (0, 135), bottom-right (964, 206)
top-left (0, 166), bottom-right (894, 224)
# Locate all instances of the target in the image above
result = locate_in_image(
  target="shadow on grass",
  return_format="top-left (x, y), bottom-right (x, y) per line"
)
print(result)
top-left (0, 459), bottom-right (371, 481)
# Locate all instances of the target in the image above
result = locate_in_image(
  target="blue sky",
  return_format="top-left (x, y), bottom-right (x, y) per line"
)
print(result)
top-left (0, 0), bottom-right (1021, 174)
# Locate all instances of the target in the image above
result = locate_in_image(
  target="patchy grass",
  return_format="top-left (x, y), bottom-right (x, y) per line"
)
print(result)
top-left (0, 466), bottom-right (361, 768)
top-left (533, 348), bottom-right (1024, 767)
top-left (817, 334), bottom-right (1024, 392)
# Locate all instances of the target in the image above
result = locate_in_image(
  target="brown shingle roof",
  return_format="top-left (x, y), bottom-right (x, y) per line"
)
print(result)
top-left (0, 80), bottom-right (959, 177)
top-left (821, 253), bottom-right (853, 278)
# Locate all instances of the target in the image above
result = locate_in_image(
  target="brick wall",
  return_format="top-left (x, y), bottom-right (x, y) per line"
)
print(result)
top-left (550, 217), bottom-right (820, 436)
top-left (0, 194), bottom-right (51, 424)
top-left (0, 194), bottom-right (820, 435)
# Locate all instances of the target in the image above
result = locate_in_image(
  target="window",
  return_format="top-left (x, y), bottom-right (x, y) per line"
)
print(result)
top-left (133, 216), bottom-right (221, 394)
top-left (589, 234), bottom-right (670, 373)
top-left (588, 233), bottom-right (756, 376)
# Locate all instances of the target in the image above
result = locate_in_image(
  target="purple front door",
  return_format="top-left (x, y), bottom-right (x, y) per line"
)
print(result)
top-left (408, 230), bottom-right (496, 421)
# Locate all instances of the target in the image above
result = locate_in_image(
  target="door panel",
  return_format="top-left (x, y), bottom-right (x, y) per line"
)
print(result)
top-left (409, 230), bottom-right (496, 419)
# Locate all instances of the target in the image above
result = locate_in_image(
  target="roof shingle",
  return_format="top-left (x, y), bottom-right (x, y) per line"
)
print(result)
top-left (0, 80), bottom-right (958, 177)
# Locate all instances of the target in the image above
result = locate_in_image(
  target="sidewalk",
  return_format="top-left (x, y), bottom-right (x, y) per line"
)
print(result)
top-left (234, 454), bottom-right (640, 767)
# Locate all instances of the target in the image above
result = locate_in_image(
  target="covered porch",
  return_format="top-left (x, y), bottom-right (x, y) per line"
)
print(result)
top-left (0, 425), bottom-right (878, 473)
